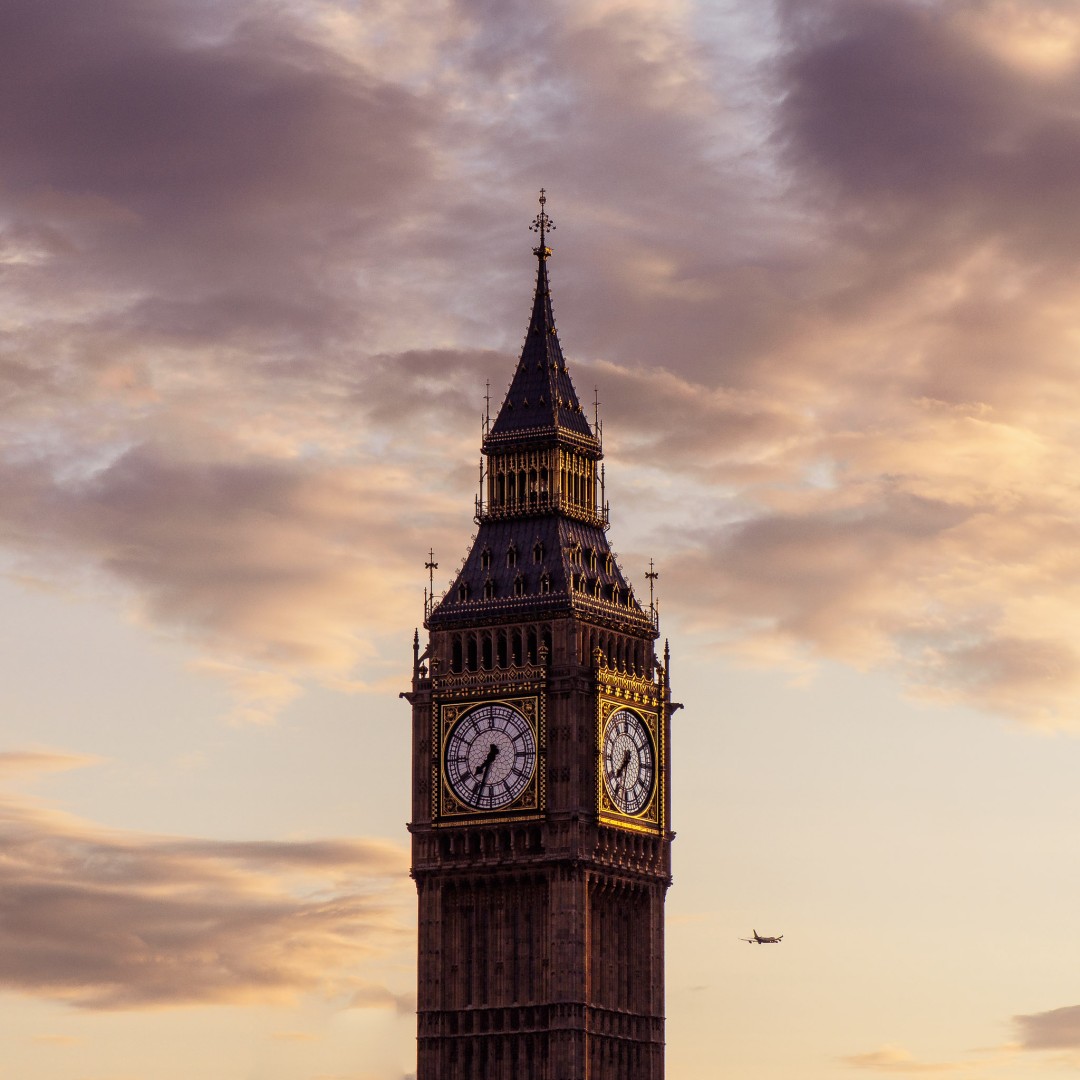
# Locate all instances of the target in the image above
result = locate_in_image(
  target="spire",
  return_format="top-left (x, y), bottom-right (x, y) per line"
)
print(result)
top-left (426, 194), bottom-right (654, 638)
top-left (488, 191), bottom-right (595, 443)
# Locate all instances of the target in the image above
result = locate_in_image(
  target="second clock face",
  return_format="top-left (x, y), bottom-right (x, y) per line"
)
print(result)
top-left (445, 702), bottom-right (537, 811)
top-left (602, 708), bottom-right (656, 816)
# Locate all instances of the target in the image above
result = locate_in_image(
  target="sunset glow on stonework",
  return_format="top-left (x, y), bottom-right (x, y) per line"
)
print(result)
top-left (5, 1), bottom-right (1080, 1077)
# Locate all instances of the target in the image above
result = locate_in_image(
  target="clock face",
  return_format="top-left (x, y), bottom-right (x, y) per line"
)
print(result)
top-left (602, 708), bottom-right (656, 816)
top-left (444, 702), bottom-right (537, 811)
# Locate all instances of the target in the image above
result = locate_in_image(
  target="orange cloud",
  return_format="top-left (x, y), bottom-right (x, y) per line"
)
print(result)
top-left (0, 750), bottom-right (102, 779)
top-left (0, 762), bottom-right (411, 1010)
top-left (841, 1044), bottom-right (969, 1073)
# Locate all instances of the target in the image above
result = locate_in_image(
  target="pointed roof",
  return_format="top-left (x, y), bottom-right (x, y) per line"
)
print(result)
top-left (426, 191), bottom-right (654, 637)
top-left (487, 193), bottom-right (596, 446)
top-left (426, 515), bottom-right (654, 635)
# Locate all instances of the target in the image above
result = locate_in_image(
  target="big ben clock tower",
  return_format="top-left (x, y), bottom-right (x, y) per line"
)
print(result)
top-left (404, 193), bottom-right (676, 1080)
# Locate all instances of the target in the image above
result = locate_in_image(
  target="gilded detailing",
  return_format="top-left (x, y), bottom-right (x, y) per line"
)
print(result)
top-left (484, 446), bottom-right (603, 527)
top-left (595, 663), bottom-right (662, 707)
top-left (596, 696), bottom-right (662, 833)
top-left (433, 664), bottom-right (548, 697)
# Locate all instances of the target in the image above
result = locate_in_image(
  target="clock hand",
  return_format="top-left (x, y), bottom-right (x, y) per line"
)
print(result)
top-left (613, 749), bottom-right (631, 798)
top-left (474, 742), bottom-right (499, 776)
top-left (474, 743), bottom-right (500, 793)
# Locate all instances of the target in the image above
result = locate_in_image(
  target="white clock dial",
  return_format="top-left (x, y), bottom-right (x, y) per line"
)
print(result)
top-left (445, 702), bottom-right (536, 810)
top-left (602, 708), bottom-right (655, 816)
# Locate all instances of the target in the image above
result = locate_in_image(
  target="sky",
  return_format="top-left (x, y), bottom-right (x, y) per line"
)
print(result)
top-left (3, 0), bottom-right (1080, 1076)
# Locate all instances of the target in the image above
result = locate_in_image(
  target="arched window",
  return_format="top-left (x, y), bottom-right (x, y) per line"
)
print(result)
top-left (484, 578), bottom-right (496, 600)
top-left (514, 573), bottom-right (526, 597)
top-left (458, 583), bottom-right (470, 602)
top-left (480, 547), bottom-right (491, 571)
top-left (539, 573), bottom-right (550, 595)
top-left (507, 543), bottom-right (517, 567)
top-left (533, 541), bottom-right (545, 563)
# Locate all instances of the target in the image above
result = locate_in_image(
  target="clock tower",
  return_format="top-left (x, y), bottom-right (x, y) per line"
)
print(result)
top-left (405, 193), bottom-right (675, 1080)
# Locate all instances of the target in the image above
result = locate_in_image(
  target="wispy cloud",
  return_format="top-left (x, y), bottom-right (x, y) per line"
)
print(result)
top-left (0, 757), bottom-right (411, 1010)
top-left (0, 750), bottom-right (103, 779)
top-left (841, 1044), bottom-right (970, 1073)
top-left (1015, 1004), bottom-right (1080, 1050)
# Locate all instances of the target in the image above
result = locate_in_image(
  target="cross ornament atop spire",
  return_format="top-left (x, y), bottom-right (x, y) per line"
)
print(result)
top-left (530, 188), bottom-right (555, 257)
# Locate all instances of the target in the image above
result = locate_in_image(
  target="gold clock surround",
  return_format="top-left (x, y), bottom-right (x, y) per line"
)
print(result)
top-left (597, 696), bottom-right (662, 832)
top-left (434, 695), bottom-right (545, 824)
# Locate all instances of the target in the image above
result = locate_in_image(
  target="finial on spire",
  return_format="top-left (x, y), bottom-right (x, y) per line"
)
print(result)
top-left (646, 559), bottom-right (659, 630)
top-left (425, 550), bottom-right (438, 620)
top-left (530, 188), bottom-right (555, 259)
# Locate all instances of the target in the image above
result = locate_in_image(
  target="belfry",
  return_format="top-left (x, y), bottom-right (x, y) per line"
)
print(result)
top-left (405, 193), bottom-right (675, 1079)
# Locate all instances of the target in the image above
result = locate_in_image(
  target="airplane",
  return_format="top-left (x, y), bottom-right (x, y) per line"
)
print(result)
top-left (741, 930), bottom-right (783, 944)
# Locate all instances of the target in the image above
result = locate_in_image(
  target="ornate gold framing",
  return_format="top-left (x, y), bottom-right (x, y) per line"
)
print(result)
top-left (596, 696), bottom-right (663, 833)
top-left (432, 695), bottom-right (546, 826)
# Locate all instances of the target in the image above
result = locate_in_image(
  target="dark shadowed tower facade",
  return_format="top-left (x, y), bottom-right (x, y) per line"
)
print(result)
top-left (405, 194), bottom-right (675, 1080)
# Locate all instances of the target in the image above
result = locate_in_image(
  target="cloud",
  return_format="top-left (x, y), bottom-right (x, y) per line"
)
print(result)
top-left (778, 0), bottom-right (1080, 254)
top-left (0, 750), bottom-right (103, 780)
top-left (584, 0), bottom-right (1080, 728)
top-left (4, 0), bottom-right (1080, 731)
top-left (347, 985), bottom-right (417, 1016)
top-left (0, 436), bottom-right (468, 718)
top-left (0, 0), bottom-right (459, 715)
top-left (1015, 1005), bottom-right (1080, 1050)
top-left (0, 0), bottom-right (432, 300)
top-left (841, 1044), bottom-right (968, 1073)
top-left (0, 765), bottom-right (411, 1010)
